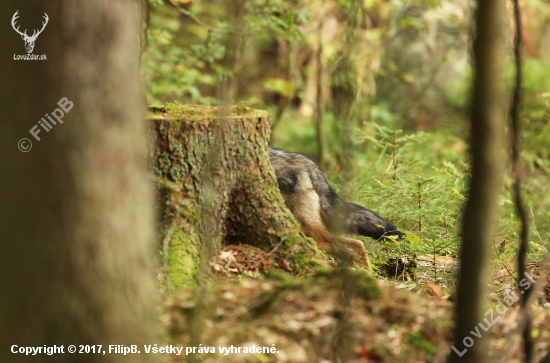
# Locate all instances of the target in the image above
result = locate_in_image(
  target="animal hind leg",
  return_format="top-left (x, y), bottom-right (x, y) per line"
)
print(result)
top-left (300, 224), bottom-right (372, 271)
top-left (281, 173), bottom-right (371, 270)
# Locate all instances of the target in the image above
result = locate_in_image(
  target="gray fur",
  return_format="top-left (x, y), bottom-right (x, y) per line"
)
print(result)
top-left (269, 148), bottom-right (405, 241)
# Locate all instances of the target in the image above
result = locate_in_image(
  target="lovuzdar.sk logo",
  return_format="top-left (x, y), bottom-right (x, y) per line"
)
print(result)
top-left (12, 10), bottom-right (48, 61)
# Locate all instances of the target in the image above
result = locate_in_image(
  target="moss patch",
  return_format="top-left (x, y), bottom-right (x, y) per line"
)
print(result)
top-left (167, 229), bottom-right (200, 289)
top-left (148, 103), bottom-right (269, 121)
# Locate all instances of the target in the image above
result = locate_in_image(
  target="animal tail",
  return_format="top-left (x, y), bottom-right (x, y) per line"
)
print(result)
top-left (321, 193), bottom-right (405, 241)
top-left (345, 202), bottom-right (406, 240)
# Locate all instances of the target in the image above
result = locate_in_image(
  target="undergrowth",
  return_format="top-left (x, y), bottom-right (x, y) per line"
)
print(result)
top-left (272, 112), bottom-right (550, 286)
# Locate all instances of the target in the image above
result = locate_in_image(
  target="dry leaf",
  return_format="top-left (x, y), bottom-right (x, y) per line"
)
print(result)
top-left (425, 282), bottom-right (444, 299)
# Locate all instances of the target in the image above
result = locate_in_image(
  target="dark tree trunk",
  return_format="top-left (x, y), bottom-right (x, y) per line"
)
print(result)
top-left (447, 0), bottom-right (507, 362)
top-left (150, 105), bottom-right (325, 289)
top-left (0, 1), bottom-right (158, 362)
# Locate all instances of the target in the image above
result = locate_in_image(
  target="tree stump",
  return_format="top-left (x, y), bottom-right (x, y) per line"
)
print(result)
top-left (149, 104), bottom-right (325, 289)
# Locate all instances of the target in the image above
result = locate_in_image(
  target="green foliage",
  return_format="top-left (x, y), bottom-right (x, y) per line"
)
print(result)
top-left (406, 332), bottom-right (437, 355)
top-left (512, 59), bottom-right (550, 249)
top-left (272, 117), bottom-right (547, 278)
top-left (351, 124), bottom-right (466, 260)
top-left (142, 0), bottom-right (308, 106)
top-left (143, 3), bottom-right (226, 105)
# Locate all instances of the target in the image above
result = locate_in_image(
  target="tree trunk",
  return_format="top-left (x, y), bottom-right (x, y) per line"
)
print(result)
top-left (447, 0), bottom-right (507, 362)
top-left (0, 1), bottom-right (158, 362)
top-left (331, 57), bottom-right (357, 189)
top-left (150, 104), bottom-right (325, 289)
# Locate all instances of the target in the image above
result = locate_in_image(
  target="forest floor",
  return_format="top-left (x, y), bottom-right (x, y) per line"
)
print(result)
top-left (161, 244), bottom-right (550, 363)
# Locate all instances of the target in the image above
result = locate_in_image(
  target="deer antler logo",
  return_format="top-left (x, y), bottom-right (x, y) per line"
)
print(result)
top-left (11, 11), bottom-right (49, 54)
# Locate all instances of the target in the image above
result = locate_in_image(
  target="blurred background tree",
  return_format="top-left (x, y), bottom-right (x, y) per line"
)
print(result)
top-left (1, 1), bottom-right (158, 361)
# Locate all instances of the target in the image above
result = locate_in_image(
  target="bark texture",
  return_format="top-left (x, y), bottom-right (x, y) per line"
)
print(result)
top-left (0, 1), bottom-right (158, 362)
top-left (150, 104), bottom-right (325, 289)
top-left (446, 0), bottom-right (507, 362)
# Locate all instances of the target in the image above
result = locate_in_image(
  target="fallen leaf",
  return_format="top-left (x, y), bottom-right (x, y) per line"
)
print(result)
top-left (278, 258), bottom-right (292, 272)
top-left (425, 282), bottom-right (444, 299)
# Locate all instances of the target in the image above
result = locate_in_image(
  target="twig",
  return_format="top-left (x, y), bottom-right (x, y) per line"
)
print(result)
top-left (314, 18), bottom-right (326, 166)
top-left (500, 258), bottom-right (549, 362)
top-left (417, 270), bottom-right (429, 285)
top-left (510, 0), bottom-right (533, 361)
top-left (164, 0), bottom-right (219, 32)
top-left (492, 239), bottom-right (517, 281)
top-left (529, 207), bottom-right (544, 243)
top-left (266, 238), bottom-right (287, 257)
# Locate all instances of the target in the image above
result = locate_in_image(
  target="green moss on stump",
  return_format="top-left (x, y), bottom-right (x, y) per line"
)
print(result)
top-left (148, 103), bottom-right (269, 122)
top-left (167, 229), bottom-right (200, 289)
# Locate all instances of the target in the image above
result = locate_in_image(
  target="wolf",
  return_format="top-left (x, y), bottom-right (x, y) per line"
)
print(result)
top-left (269, 148), bottom-right (405, 270)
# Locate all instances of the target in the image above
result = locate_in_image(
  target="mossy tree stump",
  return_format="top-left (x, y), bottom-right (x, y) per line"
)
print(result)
top-left (149, 104), bottom-right (325, 289)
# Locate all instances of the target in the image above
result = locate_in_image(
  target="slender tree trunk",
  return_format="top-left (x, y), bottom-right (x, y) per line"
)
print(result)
top-left (314, 13), bottom-right (327, 169)
top-left (330, 0), bottom-right (361, 190)
top-left (510, 1), bottom-right (535, 362)
top-left (314, 22), bottom-right (327, 167)
top-left (218, 0), bottom-right (244, 103)
top-left (446, 1), bottom-right (507, 362)
top-left (331, 58), bottom-right (356, 183)
top-left (0, 1), bottom-right (158, 362)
